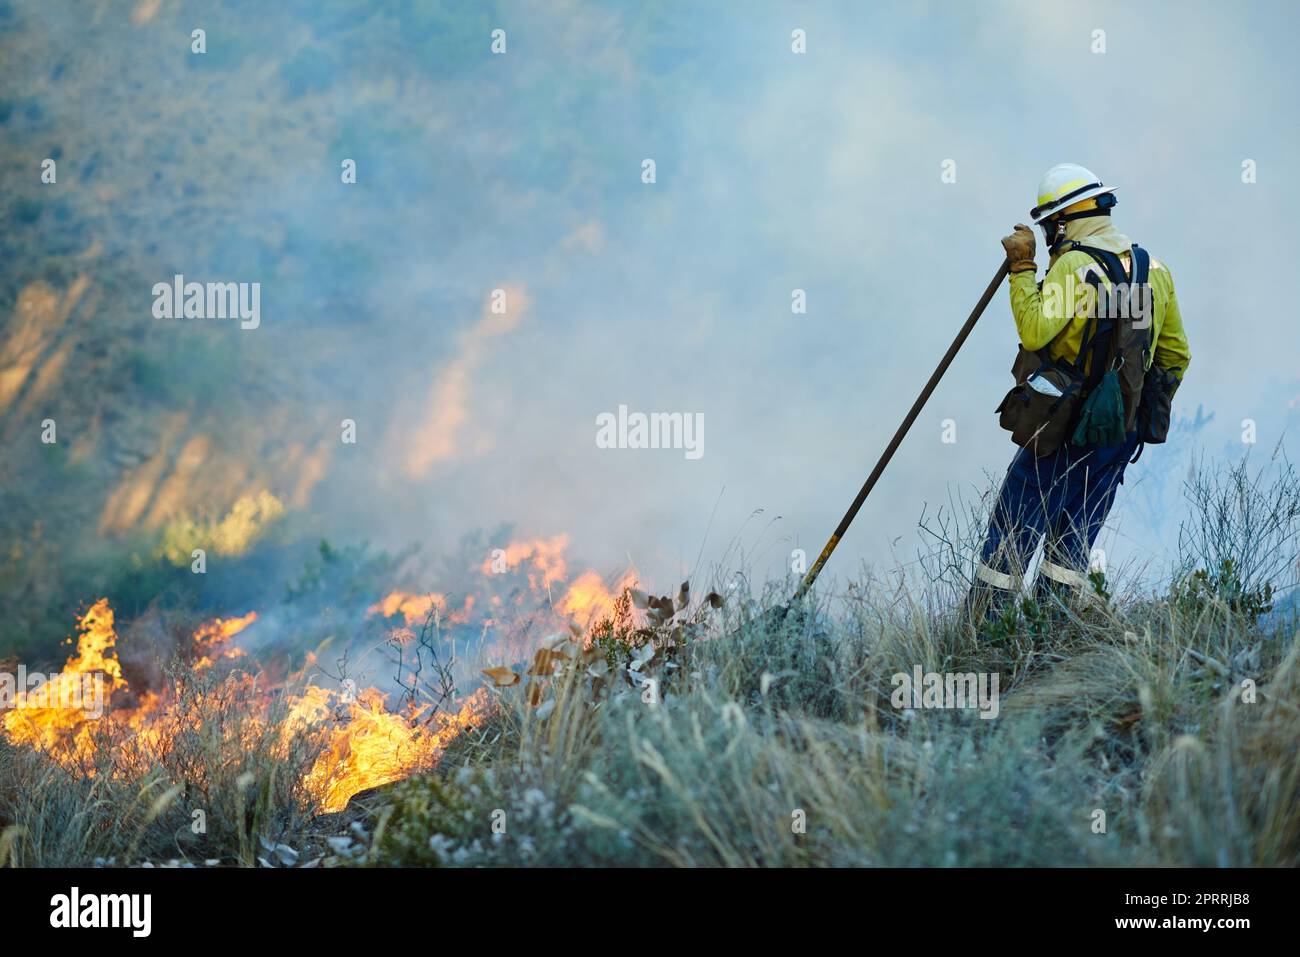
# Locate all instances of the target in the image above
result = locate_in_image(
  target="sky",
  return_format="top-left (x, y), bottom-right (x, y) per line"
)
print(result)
top-left (9, 0), bottom-right (1300, 602)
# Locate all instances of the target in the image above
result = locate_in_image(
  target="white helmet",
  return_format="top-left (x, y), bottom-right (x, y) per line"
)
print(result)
top-left (1030, 163), bottom-right (1118, 223)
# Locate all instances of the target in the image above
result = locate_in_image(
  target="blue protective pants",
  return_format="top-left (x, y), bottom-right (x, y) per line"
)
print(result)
top-left (977, 431), bottom-right (1141, 593)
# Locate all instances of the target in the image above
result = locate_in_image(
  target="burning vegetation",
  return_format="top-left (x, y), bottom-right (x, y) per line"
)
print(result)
top-left (0, 598), bottom-right (490, 815)
top-left (0, 534), bottom-right (639, 831)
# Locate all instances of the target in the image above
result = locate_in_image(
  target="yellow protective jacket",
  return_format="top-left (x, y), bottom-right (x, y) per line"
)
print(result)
top-left (1008, 217), bottom-right (1191, 381)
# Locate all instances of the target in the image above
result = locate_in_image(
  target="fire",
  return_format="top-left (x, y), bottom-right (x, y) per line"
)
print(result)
top-left (2, 534), bottom-right (629, 816)
top-left (368, 591), bottom-right (446, 625)
top-left (192, 610), bottom-right (258, 671)
top-left (482, 534), bottom-right (570, 589)
top-left (286, 686), bottom-right (490, 813)
top-left (367, 590), bottom-right (473, 627)
top-left (0, 598), bottom-right (125, 760)
top-left (559, 569), bottom-right (637, 624)
top-left (1, 601), bottom-right (490, 815)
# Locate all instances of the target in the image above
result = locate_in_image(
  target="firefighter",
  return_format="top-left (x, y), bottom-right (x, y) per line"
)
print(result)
top-left (967, 164), bottom-right (1192, 625)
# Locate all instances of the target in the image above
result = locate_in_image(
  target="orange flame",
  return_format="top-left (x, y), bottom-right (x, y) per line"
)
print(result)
top-left (285, 686), bottom-right (491, 813)
top-left (4, 529), bottom-right (629, 814)
top-left (558, 570), bottom-right (637, 624)
top-left (1, 601), bottom-right (490, 814)
top-left (192, 610), bottom-right (258, 672)
top-left (368, 591), bottom-right (446, 625)
top-left (0, 598), bottom-right (125, 760)
top-left (483, 534), bottom-right (570, 589)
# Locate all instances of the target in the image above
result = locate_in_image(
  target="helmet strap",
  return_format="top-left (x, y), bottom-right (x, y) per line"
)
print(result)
top-left (1042, 205), bottom-right (1113, 252)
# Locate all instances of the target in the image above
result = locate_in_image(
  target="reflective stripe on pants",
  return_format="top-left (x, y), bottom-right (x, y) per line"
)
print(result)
top-left (976, 562), bottom-right (1021, 592)
top-left (1038, 558), bottom-right (1088, 589)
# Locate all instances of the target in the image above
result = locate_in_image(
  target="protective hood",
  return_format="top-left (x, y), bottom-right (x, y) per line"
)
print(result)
top-left (1048, 216), bottom-right (1132, 267)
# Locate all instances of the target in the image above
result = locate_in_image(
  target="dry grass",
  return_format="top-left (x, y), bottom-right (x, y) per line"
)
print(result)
top-left (354, 572), bottom-right (1298, 868)
top-left (3, 571), bottom-right (1295, 868)
top-left (3, 457), bottom-right (1298, 867)
top-left (0, 667), bottom-right (325, 867)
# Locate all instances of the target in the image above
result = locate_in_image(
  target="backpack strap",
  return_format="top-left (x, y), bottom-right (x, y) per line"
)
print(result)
top-left (1129, 244), bottom-right (1150, 285)
top-left (1069, 242), bottom-right (1130, 285)
top-left (1126, 245), bottom-right (1157, 464)
top-left (1128, 244), bottom-right (1152, 349)
top-left (1071, 242), bottom-right (1149, 307)
top-left (1068, 244), bottom-right (1124, 389)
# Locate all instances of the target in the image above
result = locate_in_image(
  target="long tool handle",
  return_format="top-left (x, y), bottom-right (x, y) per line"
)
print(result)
top-left (791, 258), bottom-right (1012, 602)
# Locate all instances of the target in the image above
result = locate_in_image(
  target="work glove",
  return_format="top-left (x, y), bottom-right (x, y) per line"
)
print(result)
top-left (1001, 224), bottom-right (1037, 273)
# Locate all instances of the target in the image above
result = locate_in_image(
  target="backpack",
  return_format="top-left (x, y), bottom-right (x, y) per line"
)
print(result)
top-left (1068, 242), bottom-right (1152, 437)
top-left (996, 242), bottom-right (1168, 456)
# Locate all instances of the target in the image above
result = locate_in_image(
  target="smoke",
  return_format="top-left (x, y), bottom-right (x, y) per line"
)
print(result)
top-left (3, 0), bottom-right (1299, 638)
top-left (397, 284), bottom-right (531, 478)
